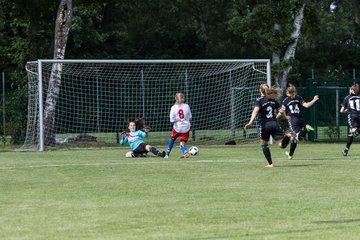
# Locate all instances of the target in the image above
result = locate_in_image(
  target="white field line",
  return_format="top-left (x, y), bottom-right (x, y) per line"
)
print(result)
top-left (0, 157), bottom-right (354, 170)
top-left (0, 159), bottom-right (246, 170)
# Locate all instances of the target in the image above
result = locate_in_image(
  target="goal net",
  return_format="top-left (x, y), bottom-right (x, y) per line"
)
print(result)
top-left (22, 59), bottom-right (270, 151)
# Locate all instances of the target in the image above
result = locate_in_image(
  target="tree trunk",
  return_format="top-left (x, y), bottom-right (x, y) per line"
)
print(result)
top-left (43, 0), bottom-right (72, 146)
top-left (275, 3), bottom-right (305, 91)
top-left (351, 0), bottom-right (360, 26)
top-left (272, 23), bottom-right (281, 79)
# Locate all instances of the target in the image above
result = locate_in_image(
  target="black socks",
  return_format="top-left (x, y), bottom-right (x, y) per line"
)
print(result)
top-left (262, 144), bottom-right (272, 164)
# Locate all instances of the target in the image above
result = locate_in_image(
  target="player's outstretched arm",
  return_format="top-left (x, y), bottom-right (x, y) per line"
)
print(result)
top-left (303, 95), bottom-right (319, 108)
top-left (276, 108), bottom-right (286, 119)
top-left (245, 106), bottom-right (260, 129)
top-left (119, 131), bottom-right (128, 145)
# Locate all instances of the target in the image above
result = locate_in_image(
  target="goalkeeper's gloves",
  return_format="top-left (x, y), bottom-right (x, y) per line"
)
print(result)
top-left (142, 126), bottom-right (151, 132)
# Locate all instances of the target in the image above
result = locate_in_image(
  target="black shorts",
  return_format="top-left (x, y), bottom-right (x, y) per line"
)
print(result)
top-left (288, 117), bottom-right (304, 133)
top-left (259, 121), bottom-right (284, 141)
top-left (132, 142), bottom-right (149, 157)
top-left (347, 114), bottom-right (360, 129)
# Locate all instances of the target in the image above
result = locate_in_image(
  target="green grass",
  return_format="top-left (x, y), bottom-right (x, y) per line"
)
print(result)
top-left (1, 143), bottom-right (360, 239)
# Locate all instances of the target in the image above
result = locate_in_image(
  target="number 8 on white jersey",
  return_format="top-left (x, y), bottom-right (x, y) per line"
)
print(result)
top-left (170, 103), bottom-right (192, 133)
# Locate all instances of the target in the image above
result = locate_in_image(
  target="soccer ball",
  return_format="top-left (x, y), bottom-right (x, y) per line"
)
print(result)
top-left (189, 146), bottom-right (199, 156)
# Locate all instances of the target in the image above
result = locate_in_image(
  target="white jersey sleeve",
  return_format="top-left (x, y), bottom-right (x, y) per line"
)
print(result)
top-left (170, 103), bottom-right (192, 133)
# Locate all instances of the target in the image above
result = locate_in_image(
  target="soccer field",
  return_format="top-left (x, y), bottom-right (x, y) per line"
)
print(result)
top-left (1, 143), bottom-right (360, 239)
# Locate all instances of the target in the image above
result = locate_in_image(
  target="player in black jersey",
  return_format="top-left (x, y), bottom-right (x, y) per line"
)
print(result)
top-left (340, 84), bottom-right (360, 156)
top-left (277, 84), bottom-right (319, 159)
top-left (245, 84), bottom-right (296, 168)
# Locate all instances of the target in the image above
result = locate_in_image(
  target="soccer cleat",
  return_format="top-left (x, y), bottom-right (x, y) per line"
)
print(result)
top-left (285, 151), bottom-right (293, 160)
top-left (305, 124), bottom-right (314, 131)
top-left (158, 151), bottom-right (166, 158)
top-left (265, 164), bottom-right (274, 168)
top-left (285, 132), bottom-right (299, 142)
top-left (164, 155), bottom-right (169, 158)
top-left (342, 148), bottom-right (349, 156)
top-left (180, 152), bottom-right (191, 158)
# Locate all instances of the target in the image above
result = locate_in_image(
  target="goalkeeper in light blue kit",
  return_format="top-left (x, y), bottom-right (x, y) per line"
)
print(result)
top-left (165, 93), bottom-right (192, 158)
top-left (120, 118), bottom-right (165, 158)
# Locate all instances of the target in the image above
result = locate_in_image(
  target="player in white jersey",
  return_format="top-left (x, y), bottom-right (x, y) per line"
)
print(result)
top-left (165, 93), bottom-right (192, 158)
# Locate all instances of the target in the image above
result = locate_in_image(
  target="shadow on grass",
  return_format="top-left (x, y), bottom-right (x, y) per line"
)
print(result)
top-left (278, 163), bottom-right (324, 167)
top-left (312, 218), bottom-right (360, 224)
top-left (234, 219), bottom-right (360, 238)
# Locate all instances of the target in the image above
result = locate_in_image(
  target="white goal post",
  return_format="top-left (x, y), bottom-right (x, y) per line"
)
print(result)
top-left (23, 59), bottom-right (271, 151)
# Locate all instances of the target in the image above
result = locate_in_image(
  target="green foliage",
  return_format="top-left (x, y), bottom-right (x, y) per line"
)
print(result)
top-left (297, 0), bottom-right (360, 81)
top-left (324, 125), bottom-right (337, 140)
top-left (229, 1), bottom-right (310, 56)
top-left (4, 76), bottom-right (27, 144)
top-left (66, 0), bottom-right (244, 59)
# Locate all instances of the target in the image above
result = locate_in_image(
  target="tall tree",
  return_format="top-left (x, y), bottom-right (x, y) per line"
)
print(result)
top-left (0, 0), bottom-right (57, 144)
top-left (43, 0), bottom-right (72, 146)
top-left (229, 0), bottom-right (314, 89)
top-left (274, 3), bottom-right (306, 90)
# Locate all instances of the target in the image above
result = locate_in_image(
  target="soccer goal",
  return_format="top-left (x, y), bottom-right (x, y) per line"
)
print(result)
top-left (22, 59), bottom-right (270, 151)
